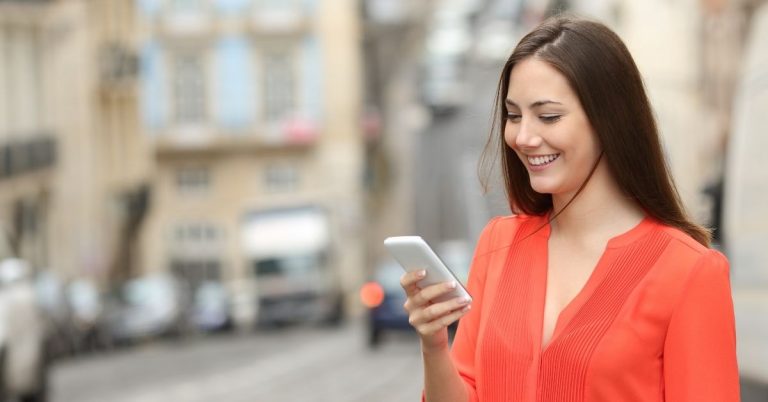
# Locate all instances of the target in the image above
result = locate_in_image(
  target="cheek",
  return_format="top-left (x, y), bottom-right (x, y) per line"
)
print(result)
top-left (503, 122), bottom-right (517, 149)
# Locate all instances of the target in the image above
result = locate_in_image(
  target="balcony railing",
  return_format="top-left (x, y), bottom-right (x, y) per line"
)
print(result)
top-left (250, 2), bottom-right (310, 34)
top-left (0, 134), bottom-right (57, 179)
top-left (157, 4), bottom-right (214, 38)
top-left (154, 115), bottom-right (320, 155)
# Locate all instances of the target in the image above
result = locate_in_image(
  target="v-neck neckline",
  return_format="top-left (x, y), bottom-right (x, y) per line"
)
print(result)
top-left (535, 215), bottom-right (654, 354)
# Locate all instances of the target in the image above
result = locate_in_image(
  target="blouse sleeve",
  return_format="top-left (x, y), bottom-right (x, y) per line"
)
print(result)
top-left (663, 249), bottom-right (740, 401)
top-left (447, 217), bottom-right (501, 402)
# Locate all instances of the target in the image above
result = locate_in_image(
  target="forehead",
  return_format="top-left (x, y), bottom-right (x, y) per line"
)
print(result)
top-left (506, 57), bottom-right (576, 105)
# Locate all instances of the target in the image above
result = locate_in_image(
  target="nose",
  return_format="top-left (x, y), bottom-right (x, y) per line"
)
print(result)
top-left (512, 118), bottom-right (542, 149)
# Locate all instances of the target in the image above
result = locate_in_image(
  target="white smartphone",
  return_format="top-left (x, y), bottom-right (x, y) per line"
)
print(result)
top-left (383, 236), bottom-right (472, 303)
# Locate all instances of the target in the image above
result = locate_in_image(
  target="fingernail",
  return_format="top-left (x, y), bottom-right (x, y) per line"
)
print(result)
top-left (416, 270), bottom-right (426, 278)
top-left (457, 296), bottom-right (470, 305)
top-left (447, 281), bottom-right (457, 289)
top-left (462, 305), bottom-right (471, 312)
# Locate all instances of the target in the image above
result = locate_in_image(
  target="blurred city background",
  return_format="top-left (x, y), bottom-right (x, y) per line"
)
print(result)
top-left (0, 0), bottom-right (765, 401)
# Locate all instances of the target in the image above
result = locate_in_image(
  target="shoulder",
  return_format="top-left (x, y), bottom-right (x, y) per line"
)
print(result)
top-left (482, 213), bottom-right (544, 236)
top-left (475, 214), bottom-right (545, 258)
top-left (650, 222), bottom-right (730, 290)
top-left (656, 223), bottom-right (727, 266)
top-left (478, 214), bottom-right (542, 243)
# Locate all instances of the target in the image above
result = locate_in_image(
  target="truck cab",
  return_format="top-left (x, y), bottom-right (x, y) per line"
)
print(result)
top-left (235, 206), bottom-right (344, 328)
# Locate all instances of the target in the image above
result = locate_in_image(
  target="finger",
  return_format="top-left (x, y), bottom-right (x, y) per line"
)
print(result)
top-left (411, 280), bottom-right (459, 307)
top-left (399, 270), bottom-right (426, 295)
top-left (409, 295), bottom-right (470, 326)
top-left (420, 296), bottom-right (472, 323)
top-left (418, 305), bottom-right (471, 336)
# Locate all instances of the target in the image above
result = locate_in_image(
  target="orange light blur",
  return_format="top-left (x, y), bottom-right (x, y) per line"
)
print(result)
top-left (359, 281), bottom-right (385, 308)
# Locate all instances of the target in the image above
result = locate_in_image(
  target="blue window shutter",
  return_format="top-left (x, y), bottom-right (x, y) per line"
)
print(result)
top-left (136, 0), bottom-right (161, 17)
top-left (301, 36), bottom-right (323, 120)
top-left (214, 36), bottom-right (256, 131)
top-left (214, 0), bottom-right (252, 14)
top-left (140, 41), bottom-right (168, 131)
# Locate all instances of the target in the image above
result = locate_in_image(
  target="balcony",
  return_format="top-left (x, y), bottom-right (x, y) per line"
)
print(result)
top-left (363, 0), bottom-right (428, 25)
top-left (157, 5), bottom-right (214, 39)
top-left (249, 3), bottom-right (310, 35)
top-left (154, 116), bottom-right (320, 156)
top-left (0, 134), bottom-right (57, 180)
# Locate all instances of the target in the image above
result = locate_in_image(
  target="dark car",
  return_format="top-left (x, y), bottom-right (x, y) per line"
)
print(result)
top-left (362, 240), bottom-right (473, 348)
top-left (360, 260), bottom-right (411, 348)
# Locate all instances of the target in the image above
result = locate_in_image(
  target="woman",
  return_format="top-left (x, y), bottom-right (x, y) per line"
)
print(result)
top-left (400, 16), bottom-right (739, 402)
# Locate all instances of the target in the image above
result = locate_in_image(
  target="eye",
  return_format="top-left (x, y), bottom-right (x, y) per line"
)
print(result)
top-left (540, 114), bottom-right (561, 123)
top-left (506, 112), bottom-right (521, 123)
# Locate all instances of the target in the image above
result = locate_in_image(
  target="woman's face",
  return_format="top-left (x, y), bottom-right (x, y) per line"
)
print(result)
top-left (504, 57), bottom-right (602, 198)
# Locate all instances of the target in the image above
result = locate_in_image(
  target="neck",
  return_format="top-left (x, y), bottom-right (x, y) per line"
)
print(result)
top-left (549, 158), bottom-right (645, 241)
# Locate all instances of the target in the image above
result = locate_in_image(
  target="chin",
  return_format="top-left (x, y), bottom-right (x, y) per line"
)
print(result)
top-left (528, 179), bottom-right (560, 195)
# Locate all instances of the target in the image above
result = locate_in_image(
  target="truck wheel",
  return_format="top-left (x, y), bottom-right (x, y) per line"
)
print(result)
top-left (368, 326), bottom-right (382, 349)
top-left (323, 296), bottom-right (345, 327)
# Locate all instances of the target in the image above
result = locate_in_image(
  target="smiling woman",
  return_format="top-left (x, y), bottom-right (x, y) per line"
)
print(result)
top-left (397, 14), bottom-right (740, 402)
top-left (503, 58), bottom-right (602, 199)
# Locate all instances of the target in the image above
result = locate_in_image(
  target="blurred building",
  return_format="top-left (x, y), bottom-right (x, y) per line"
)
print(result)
top-left (0, 0), bottom-right (56, 271)
top-left (359, 0), bottom-right (431, 268)
top-left (48, 0), bottom-right (149, 285)
top-left (0, 0), bottom-right (148, 286)
top-left (135, 0), bottom-right (366, 324)
top-left (94, 0), bottom-right (152, 287)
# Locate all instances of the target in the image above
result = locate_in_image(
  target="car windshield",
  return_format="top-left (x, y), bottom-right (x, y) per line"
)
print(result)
top-left (195, 282), bottom-right (226, 305)
top-left (124, 278), bottom-right (173, 307)
top-left (69, 281), bottom-right (100, 311)
top-left (253, 254), bottom-right (320, 278)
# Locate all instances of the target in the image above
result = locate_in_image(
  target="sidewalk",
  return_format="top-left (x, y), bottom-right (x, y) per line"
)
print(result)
top-left (741, 376), bottom-right (768, 402)
top-left (733, 288), bottom-right (768, 401)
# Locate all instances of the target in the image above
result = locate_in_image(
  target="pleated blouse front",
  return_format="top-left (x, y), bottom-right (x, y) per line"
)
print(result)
top-left (449, 214), bottom-right (739, 402)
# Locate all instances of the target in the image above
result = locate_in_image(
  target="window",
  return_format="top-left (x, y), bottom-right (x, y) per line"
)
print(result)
top-left (257, 0), bottom-right (290, 8)
top-left (173, 223), bottom-right (222, 246)
top-left (264, 162), bottom-right (299, 192)
top-left (1, 25), bottom-right (42, 134)
top-left (262, 45), bottom-right (296, 123)
top-left (253, 254), bottom-right (319, 278)
top-left (255, 0), bottom-right (303, 10)
top-left (172, 260), bottom-right (221, 285)
top-left (172, 52), bottom-right (207, 125)
top-left (171, 0), bottom-right (204, 12)
top-left (176, 166), bottom-right (210, 194)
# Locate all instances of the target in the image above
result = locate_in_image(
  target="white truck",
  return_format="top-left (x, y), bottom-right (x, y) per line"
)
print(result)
top-left (233, 206), bottom-right (344, 328)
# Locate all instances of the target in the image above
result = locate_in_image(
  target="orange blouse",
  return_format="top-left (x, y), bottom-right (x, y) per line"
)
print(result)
top-left (448, 214), bottom-right (739, 402)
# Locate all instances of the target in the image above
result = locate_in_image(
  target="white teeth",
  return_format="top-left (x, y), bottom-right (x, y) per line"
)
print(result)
top-left (528, 154), bottom-right (559, 166)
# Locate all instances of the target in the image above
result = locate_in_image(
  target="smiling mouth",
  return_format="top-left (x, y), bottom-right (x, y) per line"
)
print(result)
top-left (527, 153), bottom-right (560, 167)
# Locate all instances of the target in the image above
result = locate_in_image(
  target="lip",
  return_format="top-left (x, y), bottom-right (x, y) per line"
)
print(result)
top-left (525, 153), bottom-right (560, 172)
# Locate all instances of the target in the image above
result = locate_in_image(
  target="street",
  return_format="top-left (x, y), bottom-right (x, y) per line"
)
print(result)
top-left (50, 319), bottom-right (768, 402)
top-left (51, 321), bottom-right (424, 402)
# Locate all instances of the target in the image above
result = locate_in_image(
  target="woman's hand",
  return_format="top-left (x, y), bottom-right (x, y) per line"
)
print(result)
top-left (400, 270), bottom-right (472, 352)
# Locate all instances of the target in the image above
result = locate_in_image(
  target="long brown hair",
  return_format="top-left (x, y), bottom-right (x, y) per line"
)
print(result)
top-left (479, 15), bottom-right (712, 246)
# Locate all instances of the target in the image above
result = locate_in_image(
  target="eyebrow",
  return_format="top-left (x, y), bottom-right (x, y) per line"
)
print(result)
top-left (504, 99), bottom-right (563, 109)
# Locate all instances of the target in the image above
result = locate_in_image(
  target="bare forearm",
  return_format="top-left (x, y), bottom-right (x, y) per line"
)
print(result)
top-left (422, 345), bottom-right (469, 402)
